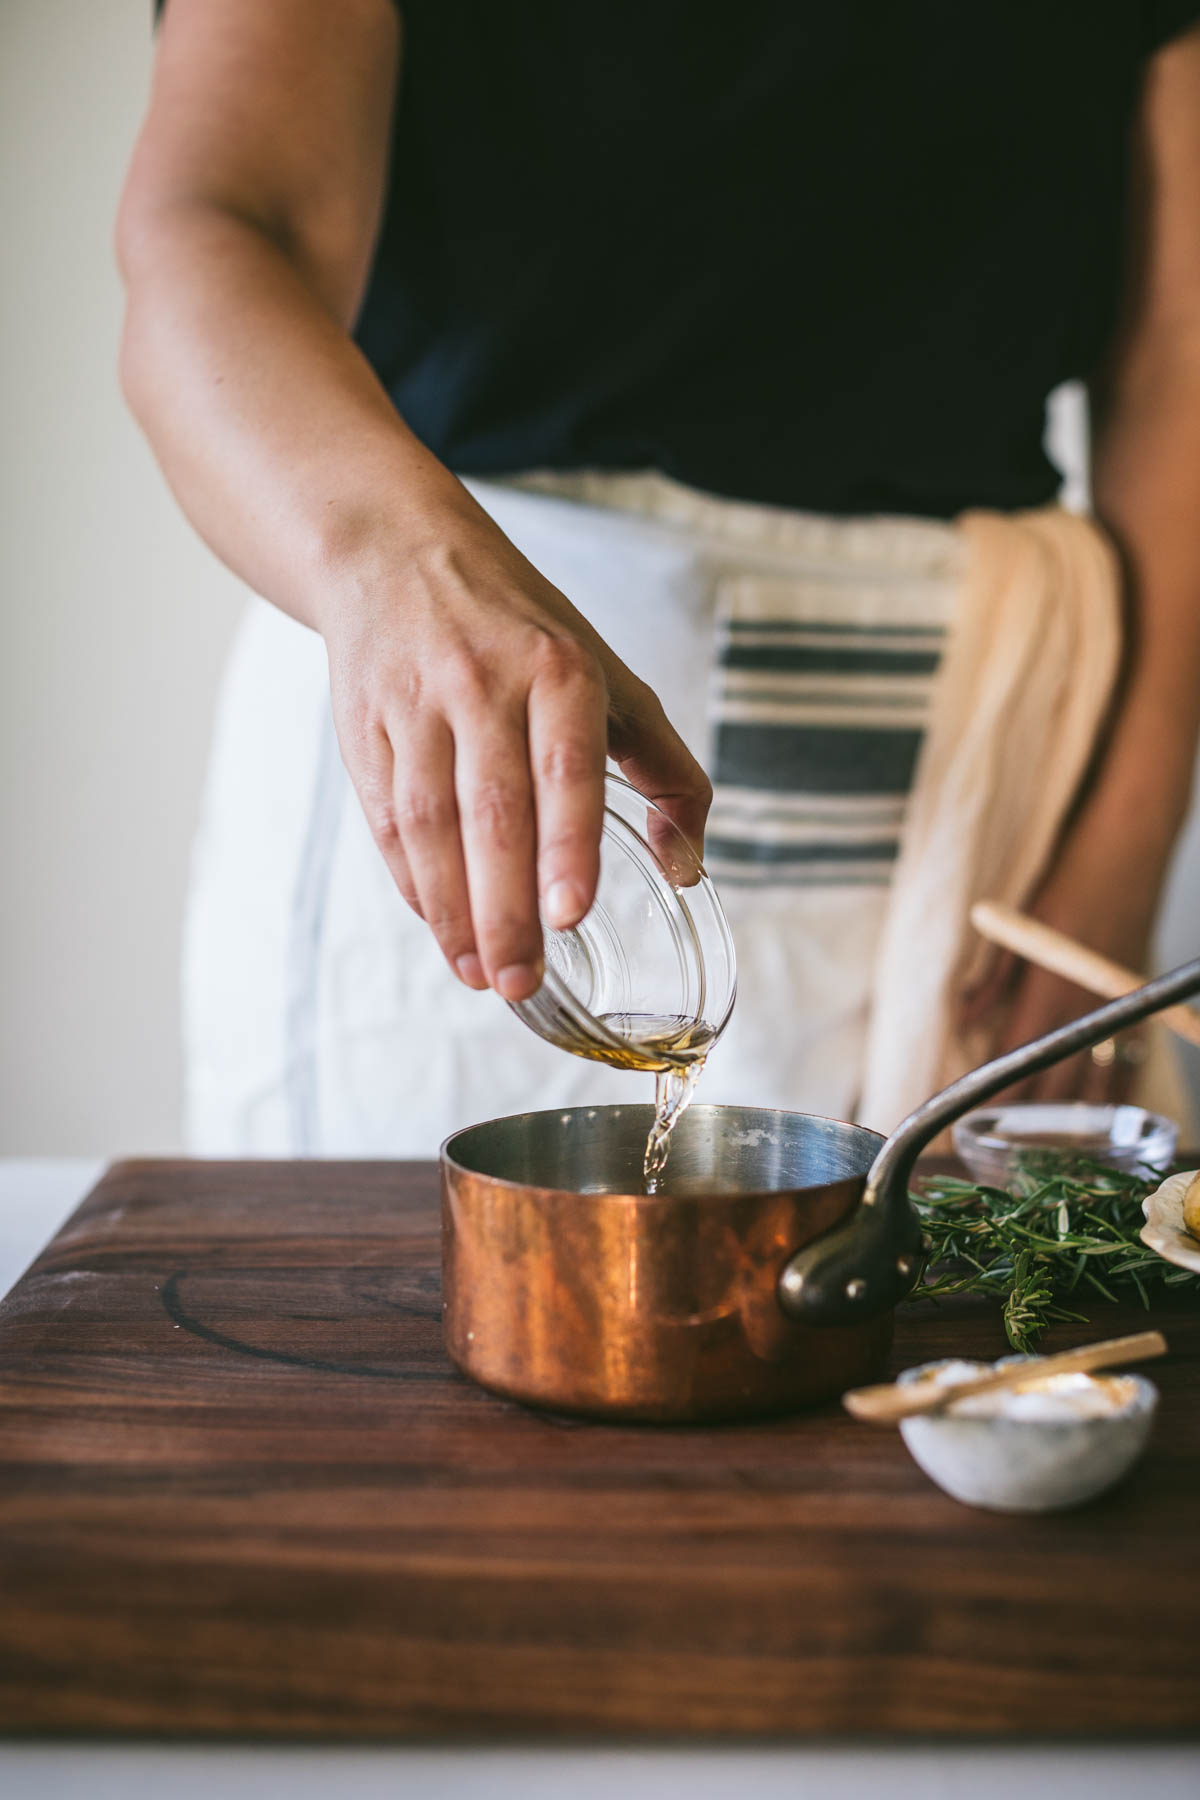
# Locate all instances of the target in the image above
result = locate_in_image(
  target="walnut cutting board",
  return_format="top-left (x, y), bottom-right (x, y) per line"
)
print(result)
top-left (0, 1159), bottom-right (1197, 1739)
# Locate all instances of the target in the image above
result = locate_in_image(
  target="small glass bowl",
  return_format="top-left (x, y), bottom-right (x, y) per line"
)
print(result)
top-left (952, 1102), bottom-right (1178, 1187)
top-left (510, 773), bottom-right (737, 1072)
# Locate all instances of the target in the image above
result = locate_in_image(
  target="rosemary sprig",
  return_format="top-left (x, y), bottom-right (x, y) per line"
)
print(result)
top-left (909, 1156), bottom-right (1198, 1353)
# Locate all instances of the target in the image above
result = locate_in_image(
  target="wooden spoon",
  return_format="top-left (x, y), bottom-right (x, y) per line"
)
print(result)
top-left (843, 1328), bottom-right (1167, 1425)
top-left (969, 900), bottom-right (1200, 1049)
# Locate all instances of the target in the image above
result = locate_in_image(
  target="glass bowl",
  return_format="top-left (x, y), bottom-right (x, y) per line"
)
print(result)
top-left (952, 1102), bottom-right (1178, 1187)
top-left (510, 773), bottom-right (737, 1072)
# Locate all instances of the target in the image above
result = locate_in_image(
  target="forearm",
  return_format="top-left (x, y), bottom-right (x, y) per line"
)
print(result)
top-left (974, 344), bottom-right (1200, 1084)
top-left (114, 0), bottom-right (710, 999)
top-left (1086, 329), bottom-right (1200, 862)
top-left (118, 204), bottom-right (471, 633)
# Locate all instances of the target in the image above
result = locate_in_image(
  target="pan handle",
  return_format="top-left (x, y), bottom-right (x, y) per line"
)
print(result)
top-left (777, 955), bottom-right (1200, 1327)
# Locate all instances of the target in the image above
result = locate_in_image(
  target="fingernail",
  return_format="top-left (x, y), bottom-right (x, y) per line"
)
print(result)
top-left (455, 953), bottom-right (486, 989)
top-left (544, 879), bottom-right (586, 930)
top-left (495, 962), bottom-right (542, 1001)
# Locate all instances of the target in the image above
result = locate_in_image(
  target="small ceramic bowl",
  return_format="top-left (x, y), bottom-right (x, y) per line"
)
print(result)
top-left (897, 1356), bottom-right (1158, 1512)
top-left (952, 1103), bottom-right (1177, 1187)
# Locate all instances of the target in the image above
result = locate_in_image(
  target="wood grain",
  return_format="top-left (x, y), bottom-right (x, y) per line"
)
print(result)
top-left (0, 1157), bottom-right (1197, 1739)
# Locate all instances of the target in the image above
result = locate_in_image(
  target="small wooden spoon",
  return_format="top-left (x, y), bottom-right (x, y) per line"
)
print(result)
top-left (970, 900), bottom-right (1200, 1049)
top-left (844, 1328), bottom-right (1167, 1425)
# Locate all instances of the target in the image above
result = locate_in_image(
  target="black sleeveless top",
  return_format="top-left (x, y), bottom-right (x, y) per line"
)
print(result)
top-left (353, 3), bottom-right (1198, 519)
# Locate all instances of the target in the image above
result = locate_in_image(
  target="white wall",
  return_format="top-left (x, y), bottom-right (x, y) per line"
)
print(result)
top-left (1, 2), bottom-right (1198, 1155)
top-left (1, 1), bottom-right (243, 1155)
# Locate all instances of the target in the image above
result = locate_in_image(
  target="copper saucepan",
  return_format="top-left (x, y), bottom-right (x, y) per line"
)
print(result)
top-left (441, 959), bottom-right (1200, 1420)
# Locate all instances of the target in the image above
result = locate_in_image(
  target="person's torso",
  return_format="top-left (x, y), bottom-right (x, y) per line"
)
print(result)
top-left (356, 1), bottom-right (1196, 517)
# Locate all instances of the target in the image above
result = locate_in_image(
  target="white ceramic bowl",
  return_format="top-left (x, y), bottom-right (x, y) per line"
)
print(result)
top-left (897, 1357), bottom-right (1158, 1513)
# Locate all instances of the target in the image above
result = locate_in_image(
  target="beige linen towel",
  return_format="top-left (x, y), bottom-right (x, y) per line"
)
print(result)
top-left (858, 506), bottom-right (1190, 1136)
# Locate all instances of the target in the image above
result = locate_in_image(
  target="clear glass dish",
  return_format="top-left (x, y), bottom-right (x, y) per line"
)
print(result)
top-left (510, 773), bottom-right (737, 1072)
top-left (952, 1102), bottom-right (1178, 1187)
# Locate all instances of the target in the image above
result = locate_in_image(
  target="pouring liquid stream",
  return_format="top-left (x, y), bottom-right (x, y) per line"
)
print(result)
top-left (592, 1013), bottom-right (716, 1190)
top-left (525, 990), bottom-right (716, 1188)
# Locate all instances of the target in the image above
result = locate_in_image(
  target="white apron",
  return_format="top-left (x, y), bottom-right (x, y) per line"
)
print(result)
top-left (183, 473), bottom-right (963, 1155)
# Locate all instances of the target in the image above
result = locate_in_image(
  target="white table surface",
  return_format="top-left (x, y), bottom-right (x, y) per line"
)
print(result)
top-left (0, 1160), bottom-right (1195, 1800)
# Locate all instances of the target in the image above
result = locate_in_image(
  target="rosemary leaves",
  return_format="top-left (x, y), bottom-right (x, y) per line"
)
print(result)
top-left (910, 1158), bottom-right (1200, 1353)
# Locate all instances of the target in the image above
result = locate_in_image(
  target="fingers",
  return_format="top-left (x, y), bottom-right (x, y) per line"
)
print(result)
top-left (390, 718), bottom-right (486, 990)
top-left (368, 707), bottom-right (546, 1000)
top-left (342, 719), bottom-right (424, 919)
top-left (1018, 1052), bottom-right (1107, 1105)
top-left (454, 713), bottom-right (543, 1002)
top-left (609, 684), bottom-right (713, 870)
top-left (1019, 1039), bottom-right (1141, 1105)
top-left (352, 648), bottom-right (604, 999)
top-left (527, 639), bottom-right (608, 930)
top-left (344, 623), bottom-right (704, 1000)
top-left (958, 950), bottom-right (1019, 1033)
top-left (978, 963), bottom-right (1144, 1105)
top-left (986, 969), bottom-right (1083, 1104)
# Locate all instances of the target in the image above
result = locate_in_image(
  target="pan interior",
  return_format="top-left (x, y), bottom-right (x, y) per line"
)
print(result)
top-left (444, 1103), bottom-right (883, 1196)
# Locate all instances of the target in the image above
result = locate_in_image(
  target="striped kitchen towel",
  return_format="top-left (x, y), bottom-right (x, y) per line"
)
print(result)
top-left (705, 558), bottom-right (959, 887)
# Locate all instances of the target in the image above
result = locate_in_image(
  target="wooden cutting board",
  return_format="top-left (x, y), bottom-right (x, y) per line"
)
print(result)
top-left (0, 1158), bottom-right (1197, 1739)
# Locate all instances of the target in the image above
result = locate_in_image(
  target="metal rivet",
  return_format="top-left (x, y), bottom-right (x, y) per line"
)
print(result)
top-left (845, 1278), bottom-right (866, 1301)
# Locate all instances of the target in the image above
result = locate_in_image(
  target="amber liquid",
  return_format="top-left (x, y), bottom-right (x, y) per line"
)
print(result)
top-left (518, 980), bottom-right (716, 1188)
top-left (591, 1012), bottom-right (717, 1192)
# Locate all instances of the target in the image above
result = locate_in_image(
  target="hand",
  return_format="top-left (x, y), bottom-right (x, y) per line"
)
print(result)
top-left (322, 491), bottom-right (712, 1001)
top-left (960, 816), bottom-right (1168, 1103)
